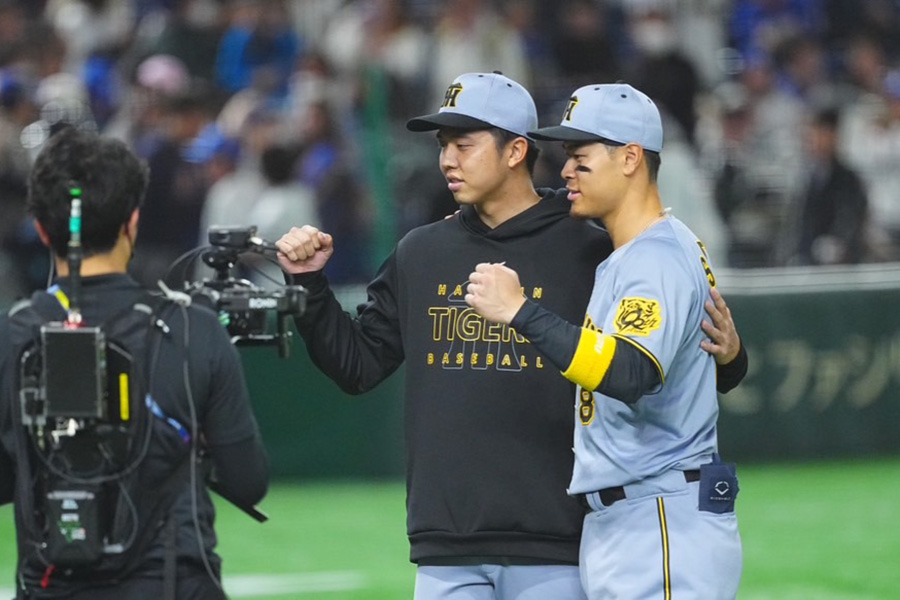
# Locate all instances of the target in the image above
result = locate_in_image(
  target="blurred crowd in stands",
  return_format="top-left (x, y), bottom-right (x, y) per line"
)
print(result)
top-left (1, 0), bottom-right (900, 305)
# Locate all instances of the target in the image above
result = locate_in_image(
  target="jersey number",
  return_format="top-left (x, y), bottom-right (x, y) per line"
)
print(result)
top-left (579, 388), bottom-right (594, 426)
top-left (697, 241), bottom-right (717, 287)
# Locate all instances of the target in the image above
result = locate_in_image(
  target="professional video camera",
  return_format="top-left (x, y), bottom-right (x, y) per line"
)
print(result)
top-left (14, 224), bottom-right (302, 568)
top-left (179, 225), bottom-right (307, 358)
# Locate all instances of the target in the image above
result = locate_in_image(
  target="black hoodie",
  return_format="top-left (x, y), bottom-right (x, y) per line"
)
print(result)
top-left (291, 188), bottom-right (611, 564)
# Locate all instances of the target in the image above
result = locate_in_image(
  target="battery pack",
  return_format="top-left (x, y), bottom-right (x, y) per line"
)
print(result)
top-left (45, 484), bottom-right (105, 566)
top-left (41, 326), bottom-right (107, 420)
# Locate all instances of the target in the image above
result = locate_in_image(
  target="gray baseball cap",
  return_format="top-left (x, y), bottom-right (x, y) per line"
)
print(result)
top-left (530, 83), bottom-right (664, 152)
top-left (406, 72), bottom-right (538, 140)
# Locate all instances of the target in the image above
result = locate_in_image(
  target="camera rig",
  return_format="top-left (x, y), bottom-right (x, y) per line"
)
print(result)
top-left (15, 223), bottom-right (303, 558)
top-left (185, 226), bottom-right (307, 358)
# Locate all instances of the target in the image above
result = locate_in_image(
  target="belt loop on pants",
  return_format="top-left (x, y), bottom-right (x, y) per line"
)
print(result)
top-left (579, 469), bottom-right (700, 512)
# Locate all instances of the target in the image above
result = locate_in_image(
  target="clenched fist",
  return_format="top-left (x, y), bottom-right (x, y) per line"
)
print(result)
top-left (276, 225), bottom-right (334, 274)
top-left (465, 262), bottom-right (526, 325)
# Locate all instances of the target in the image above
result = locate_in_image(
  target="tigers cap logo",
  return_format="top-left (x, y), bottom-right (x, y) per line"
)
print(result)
top-left (442, 83), bottom-right (464, 109)
top-left (562, 96), bottom-right (579, 122)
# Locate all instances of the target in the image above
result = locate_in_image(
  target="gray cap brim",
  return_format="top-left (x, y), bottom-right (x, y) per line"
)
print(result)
top-left (528, 125), bottom-right (613, 142)
top-left (406, 112), bottom-right (493, 132)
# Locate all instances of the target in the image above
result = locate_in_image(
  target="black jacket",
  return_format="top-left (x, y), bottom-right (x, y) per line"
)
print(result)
top-left (795, 158), bottom-right (869, 265)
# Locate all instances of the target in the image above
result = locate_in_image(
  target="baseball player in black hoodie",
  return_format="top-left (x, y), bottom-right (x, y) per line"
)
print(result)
top-left (276, 72), bottom-right (748, 599)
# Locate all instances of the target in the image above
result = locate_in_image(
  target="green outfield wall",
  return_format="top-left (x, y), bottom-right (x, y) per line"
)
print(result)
top-left (243, 265), bottom-right (900, 479)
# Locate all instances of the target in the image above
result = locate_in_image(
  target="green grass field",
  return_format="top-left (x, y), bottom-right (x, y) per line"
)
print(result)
top-left (2, 457), bottom-right (898, 599)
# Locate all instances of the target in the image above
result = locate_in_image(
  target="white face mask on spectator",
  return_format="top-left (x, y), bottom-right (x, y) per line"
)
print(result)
top-left (632, 20), bottom-right (677, 56)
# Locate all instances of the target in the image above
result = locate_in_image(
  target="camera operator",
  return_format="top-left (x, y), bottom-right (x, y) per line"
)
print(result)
top-left (0, 127), bottom-right (269, 599)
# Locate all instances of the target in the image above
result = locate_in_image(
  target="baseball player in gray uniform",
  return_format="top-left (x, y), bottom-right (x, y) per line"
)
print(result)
top-left (465, 82), bottom-right (743, 598)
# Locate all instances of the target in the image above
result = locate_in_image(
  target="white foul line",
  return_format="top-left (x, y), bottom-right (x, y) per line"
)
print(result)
top-left (225, 572), bottom-right (367, 597)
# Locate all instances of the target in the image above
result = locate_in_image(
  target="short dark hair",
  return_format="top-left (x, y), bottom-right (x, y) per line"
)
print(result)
top-left (601, 143), bottom-right (661, 183)
top-left (27, 127), bottom-right (149, 258)
top-left (489, 128), bottom-right (540, 174)
top-left (644, 150), bottom-right (661, 183)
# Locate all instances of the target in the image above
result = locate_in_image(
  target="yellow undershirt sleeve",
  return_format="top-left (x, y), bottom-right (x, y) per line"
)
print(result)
top-left (561, 328), bottom-right (617, 391)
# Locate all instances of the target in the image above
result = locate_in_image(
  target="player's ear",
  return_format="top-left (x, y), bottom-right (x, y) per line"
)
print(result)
top-left (621, 144), bottom-right (644, 177)
top-left (506, 136), bottom-right (530, 170)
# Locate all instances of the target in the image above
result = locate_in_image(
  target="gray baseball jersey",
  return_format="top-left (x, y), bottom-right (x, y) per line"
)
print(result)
top-left (569, 215), bottom-right (719, 494)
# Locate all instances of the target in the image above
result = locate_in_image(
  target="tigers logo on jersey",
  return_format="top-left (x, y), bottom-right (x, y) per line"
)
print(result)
top-left (614, 297), bottom-right (661, 336)
top-left (562, 96), bottom-right (579, 122)
top-left (442, 83), bottom-right (464, 108)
